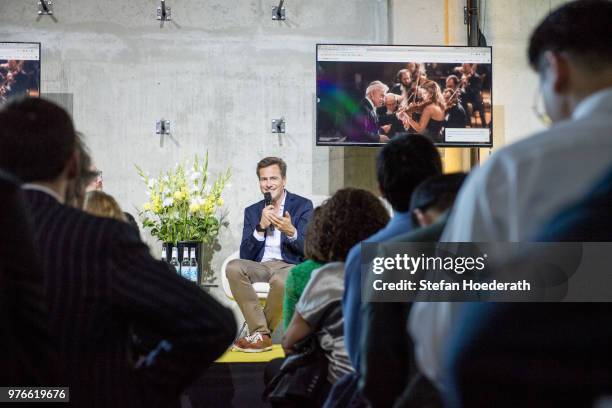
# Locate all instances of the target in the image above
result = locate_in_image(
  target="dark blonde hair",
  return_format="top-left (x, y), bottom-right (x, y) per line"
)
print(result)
top-left (421, 80), bottom-right (446, 111)
top-left (84, 191), bottom-right (127, 222)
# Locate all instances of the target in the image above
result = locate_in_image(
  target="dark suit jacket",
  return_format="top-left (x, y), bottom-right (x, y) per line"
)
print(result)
top-left (345, 98), bottom-right (380, 144)
top-left (0, 173), bottom-right (58, 388)
top-left (240, 190), bottom-right (313, 265)
top-left (361, 215), bottom-right (448, 408)
top-left (23, 189), bottom-right (236, 408)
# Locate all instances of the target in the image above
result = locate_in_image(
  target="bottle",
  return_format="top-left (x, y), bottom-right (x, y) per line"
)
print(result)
top-left (181, 247), bottom-right (190, 279)
top-left (161, 246), bottom-right (168, 262)
top-left (189, 248), bottom-right (199, 283)
top-left (170, 246), bottom-right (180, 274)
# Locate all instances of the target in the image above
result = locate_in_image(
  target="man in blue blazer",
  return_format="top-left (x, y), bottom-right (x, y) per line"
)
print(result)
top-left (227, 157), bottom-right (313, 352)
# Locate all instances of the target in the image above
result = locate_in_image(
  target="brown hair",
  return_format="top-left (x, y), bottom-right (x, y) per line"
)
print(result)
top-left (83, 191), bottom-right (127, 222)
top-left (256, 157), bottom-right (287, 179)
top-left (304, 188), bottom-right (390, 263)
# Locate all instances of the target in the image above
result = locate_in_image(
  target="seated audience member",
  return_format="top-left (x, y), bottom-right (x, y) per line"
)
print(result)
top-left (282, 207), bottom-right (324, 331)
top-left (274, 188), bottom-right (389, 404)
top-left (123, 211), bottom-right (141, 235)
top-left (327, 134), bottom-right (442, 407)
top-left (227, 157), bottom-right (313, 352)
top-left (66, 133), bottom-right (98, 209)
top-left (359, 173), bottom-right (466, 408)
top-left (0, 169), bottom-right (58, 387)
top-left (410, 0), bottom-right (612, 394)
top-left (0, 97), bottom-right (236, 408)
top-left (445, 166), bottom-right (612, 408)
top-left (86, 165), bottom-right (103, 192)
top-left (410, 173), bottom-right (467, 228)
top-left (84, 190), bottom-right (128, 222)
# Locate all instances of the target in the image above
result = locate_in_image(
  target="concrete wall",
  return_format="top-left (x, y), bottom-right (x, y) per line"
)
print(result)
top-left (0, 0), bottom-right (387, 291)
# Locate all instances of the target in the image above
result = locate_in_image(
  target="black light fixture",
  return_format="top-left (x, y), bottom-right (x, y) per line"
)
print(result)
top-left (272, 0), bottom-right (285, 20)
top-left (157, 0), bottom-right (171, 21)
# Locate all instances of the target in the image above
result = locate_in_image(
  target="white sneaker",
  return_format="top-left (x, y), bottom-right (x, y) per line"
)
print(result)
top-left (232, 332), bottom-right (273, 353)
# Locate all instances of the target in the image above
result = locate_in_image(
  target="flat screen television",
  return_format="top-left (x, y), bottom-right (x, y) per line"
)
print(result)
top-left (0, 42), bottom-right (41, 104)
top-left (316, 44), bottom-right (493, 147)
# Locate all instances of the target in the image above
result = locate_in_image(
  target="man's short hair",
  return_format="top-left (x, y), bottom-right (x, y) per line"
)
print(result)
top-left (528, 0), bottom-right (612, 70)
top-left (376, 134), bottom-right (443, 213)
top-left (410, 172), bottom-right (467, 222)
top-left (256, 157), bottom-right (287, 178)
top-left (365, 81), bottom-right (389, 97)
top-left (446, 75), bottom-right (460, 87)
top-left (0, 97), bottom-right (76, 182)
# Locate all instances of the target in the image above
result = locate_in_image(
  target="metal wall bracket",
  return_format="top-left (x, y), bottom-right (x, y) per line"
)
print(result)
top-left (157, 0), bottom-right (171, 21)
top-left (156, 120), bottom-right (171, 135)
top-left (272, 0), bottom-right (285, 20)
top-left (271, 118), bottom-right (285, 133)
top-left (38, 0), bottom-right (53, 15)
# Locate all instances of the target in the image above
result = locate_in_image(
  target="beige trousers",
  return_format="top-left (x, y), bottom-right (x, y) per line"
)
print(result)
top-left (226, 259), bottom-right (293, 335)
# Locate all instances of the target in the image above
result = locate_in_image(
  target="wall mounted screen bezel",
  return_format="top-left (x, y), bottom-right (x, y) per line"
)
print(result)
top-left (316, 44), bottom-right (493, 148)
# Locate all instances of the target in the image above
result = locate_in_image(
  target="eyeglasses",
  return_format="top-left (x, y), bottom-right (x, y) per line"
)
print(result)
top-left (531, 87), bottom-right (552, 127)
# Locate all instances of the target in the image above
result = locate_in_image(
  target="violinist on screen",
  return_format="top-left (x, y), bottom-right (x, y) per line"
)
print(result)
top-left (397, 80), bottom-right (445, 143)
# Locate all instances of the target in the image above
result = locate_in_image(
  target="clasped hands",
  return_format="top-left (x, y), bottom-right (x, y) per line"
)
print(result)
top-left (260, 205), bottom-right (296, 237)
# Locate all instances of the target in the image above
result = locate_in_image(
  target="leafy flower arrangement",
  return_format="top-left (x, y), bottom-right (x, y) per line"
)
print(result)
top-left (136, 153), bottom-right (231, 244)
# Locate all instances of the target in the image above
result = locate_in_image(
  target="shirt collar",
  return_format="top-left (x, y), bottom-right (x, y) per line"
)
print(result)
top-left (22, 183), bottom-right (64, 203)
top-left (572, 86), bottom-right (612, 120)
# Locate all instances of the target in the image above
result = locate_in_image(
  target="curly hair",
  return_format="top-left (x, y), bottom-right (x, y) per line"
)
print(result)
top-left (304, 188), bottom-right (390, 263)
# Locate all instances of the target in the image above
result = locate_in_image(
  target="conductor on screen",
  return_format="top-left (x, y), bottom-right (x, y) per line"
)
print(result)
top-left (346, 81), bottom-right (390, 144)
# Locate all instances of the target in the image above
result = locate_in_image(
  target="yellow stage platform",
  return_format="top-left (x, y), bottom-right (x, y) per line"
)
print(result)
top-left (216, 344), bottom-right (285, 364)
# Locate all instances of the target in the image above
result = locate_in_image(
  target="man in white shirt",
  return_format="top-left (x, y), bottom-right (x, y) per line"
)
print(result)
top-left (227, 157), bottom-right (313, 352)
top-left (409, 0), bottom-right (612, 391)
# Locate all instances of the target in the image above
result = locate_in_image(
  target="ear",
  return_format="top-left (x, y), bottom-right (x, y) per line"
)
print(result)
top-left (413, 208), bottom-right (429, 228)
top-left (544, 51), bottom-right (570, 93)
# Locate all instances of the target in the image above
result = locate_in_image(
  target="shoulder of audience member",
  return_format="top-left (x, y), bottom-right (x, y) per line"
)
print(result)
top-left (305, 262), bottom-right (345, 291)
top-left (64, 205), bottom-right (141, 244)
top-left (490, 115), bottom-right (595, 170)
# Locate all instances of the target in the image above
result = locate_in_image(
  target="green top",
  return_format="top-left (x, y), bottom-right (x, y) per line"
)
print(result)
top-left (282, 259), bottom-right (324, 330)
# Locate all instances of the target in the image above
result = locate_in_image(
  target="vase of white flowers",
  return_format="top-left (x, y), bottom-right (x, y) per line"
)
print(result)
top-left (136, 153), bottom-right (230, 283)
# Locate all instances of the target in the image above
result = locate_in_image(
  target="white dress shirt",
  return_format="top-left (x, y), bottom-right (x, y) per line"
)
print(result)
top-left (252, 191), bottom-right (297, 262)
top-left (409, 87), bottom-right (612, 390)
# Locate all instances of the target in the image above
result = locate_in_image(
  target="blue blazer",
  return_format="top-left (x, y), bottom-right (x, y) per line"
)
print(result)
top-left (239, 191), bottom-right (313, 265)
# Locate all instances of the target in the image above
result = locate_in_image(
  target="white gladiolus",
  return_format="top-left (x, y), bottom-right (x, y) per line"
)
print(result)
top-left (162, 197), bottom-right (174, 207)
